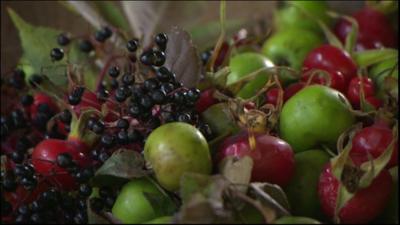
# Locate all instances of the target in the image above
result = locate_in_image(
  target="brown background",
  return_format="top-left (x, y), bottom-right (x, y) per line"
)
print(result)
top-left (1, 1), bottom-right (363, 75)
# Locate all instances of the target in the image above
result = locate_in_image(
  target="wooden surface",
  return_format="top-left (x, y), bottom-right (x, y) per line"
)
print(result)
top-left (1, 1), bottom-right (363, 75)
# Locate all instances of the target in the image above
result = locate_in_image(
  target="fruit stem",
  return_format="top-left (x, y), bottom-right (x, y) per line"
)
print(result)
top-left (95, 54), bottom-right (126, 92)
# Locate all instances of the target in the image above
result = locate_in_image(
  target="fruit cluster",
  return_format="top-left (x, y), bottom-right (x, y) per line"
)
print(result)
top-left (1, 1), bottom-right (398, 224)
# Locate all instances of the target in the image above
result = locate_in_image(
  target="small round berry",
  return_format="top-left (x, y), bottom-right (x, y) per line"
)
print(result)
top-left (50, 48), bottom-right (64, 61)
top-left (21, 94), bottom-right (34, 106)
top-left (28, 74), bottom-right (43, 88)
top-left (17, 205), bottom-right (30, 216)
top-left (2, 176), bottom-right (17, 192)
top-left (127, 39), bottom-right (139, 52)
top-left (177, 113), bottom-right (191, 123)
top-left (128, 104), bottom-right (142, 117)
top-left (79, 40), bottom-right (94, 53)
top-left (128, 129), bottom-right (143, 143)
top-left (87, 117), bottom-right (97, 130)
top-left (57, 33), bottom-right (70, 46)
top-left (95, 26), bottom-right (112, 42)
top-left (122, 74), bottom-right (135, 86)
top-left (111, 78), bottom-right (119, 89)
top-left (92, 120), bottom-right (105, 134)
top-left (117, 119), bottom-right (129, 130)
top-left (9, 69), bottom-right (25, 89)
top-left (155, 33), bottom-right (168, 51)
top-left (108, 66), bottom-right (120, 78)
top-left (143, 78), bottom-right (159, 91)
top-left (156, 67), bottom-right (175, 82)
top-left (56, 153), bottom-right (73, 168)
top-left (153, 50), bottom-right (166, 66)
top-left (11, 151), bottom-right (24, 164)
top-left (115, 86), bottom-right (129, 102)
top-left (20, 176), bottom-right (37, 190)
top-left (186, 88), bottom-right (201, 103)
top-left (151, 90), bottom-right (166, 104)
top-left (101, 134), bottom-right (115, 148)
top-left (117, 129), bottom-right (129, 145)
top-left (173, 92), bottom-right (186, 105)
top-left (30, 213), bottom-right (43, 224)
top-left (140, 51), bottom-right (155, 66)
top-left (99, 152), bottom-right (110, 162)
top-left (201, 50), bottom-right (212, 65)
top-left (59, 109), bottom-right (72, 124)
top-left (79, 184), bottom-right (92, 197)
top-left (160, 82), bottom-right (175, 94)
top-left (140, 94), bottom-right (154, 109)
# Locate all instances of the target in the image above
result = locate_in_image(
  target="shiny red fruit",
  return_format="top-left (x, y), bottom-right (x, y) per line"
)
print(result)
top-left (214, 41), bottom-right (230, 70)
top-left (334, 7), bottom-right (397, 51)
top-left (217, 131), bottom-right (295, 186)
top-left (195, 89), bottom-right (218, 113)
top-left (29, 93), bottom-right (59, 120)
top-left (31, 139), bottom-right (90, 190)
top-left (318, 164), bottom-right (392, 224)
top-left (302, 70), bottom-right (346, 92)
top-left (283, 82), bottom-right (305, 101)
top-left (265, 88), bottom-right (279, 106)
top-left (351, 123), bottom-right (398, 168)
top-left (365, 96), bottom-right (383, 109)
top-left (346, 77), bottom-right (375, 107)
top-left (72, 90), bottom-right (118, 122)
top-left (303, 45), bottom-right (358, 85)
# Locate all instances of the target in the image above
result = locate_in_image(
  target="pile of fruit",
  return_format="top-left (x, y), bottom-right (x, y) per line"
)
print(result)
top-left (1, 1), bottom-right (398, 224)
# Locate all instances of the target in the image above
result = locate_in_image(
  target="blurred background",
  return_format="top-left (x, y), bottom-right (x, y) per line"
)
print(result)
top-left (1, 1), bottom-right (364, 75)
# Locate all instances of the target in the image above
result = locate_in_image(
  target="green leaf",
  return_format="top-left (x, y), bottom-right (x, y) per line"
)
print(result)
top-left (87, 201), bottom-right (110, 224)
top-left (95, 149), bottom-right (148, 179)
top-left (219, 156), bottom-right (253, 192)
top-left (249, 183), bottom-right (290, 215)
top-left (180, 172), bottom-right (213, 204)
top-left (354, 49), bottom-right (398, 68)
top-left (164, 27), bottom-right (202, 88)
top-left (93, 2), bottom-right (130, 31)
top-left (8, 8), bottom-right (68, 86)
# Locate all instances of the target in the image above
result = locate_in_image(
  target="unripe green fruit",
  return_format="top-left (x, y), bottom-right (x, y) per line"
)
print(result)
top-left (144, 122), bottom-right (212, 191)
top-left (112, 178), bottom-right (170, 224)
top-left (226, 52), bottom-right (274, 99)
top-left (280, 85), bottom-right (355, 152)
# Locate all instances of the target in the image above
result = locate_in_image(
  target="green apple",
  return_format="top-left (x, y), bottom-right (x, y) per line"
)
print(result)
top-left (144, 122), bottom-right (212, 191)
top-left (280, 85), bottom-right (355, 153)
top-left (275, 1), bottom-right (332, 34)
top-left (226, 52), bottom-right (274, 99)
top-left (112, 178), bottom-right (171, 224)
top-left (262, 28), bottom-right (323, 71)
top-left (284, 149), bottom-right (330, 219)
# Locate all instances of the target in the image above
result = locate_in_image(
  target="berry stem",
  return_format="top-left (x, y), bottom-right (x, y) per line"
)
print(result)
top-left (95, 54), bottom-right (126, 92)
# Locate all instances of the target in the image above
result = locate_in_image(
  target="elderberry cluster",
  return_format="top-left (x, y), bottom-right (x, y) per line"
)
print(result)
top-left (1, 25), bottom-right (214, 224)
